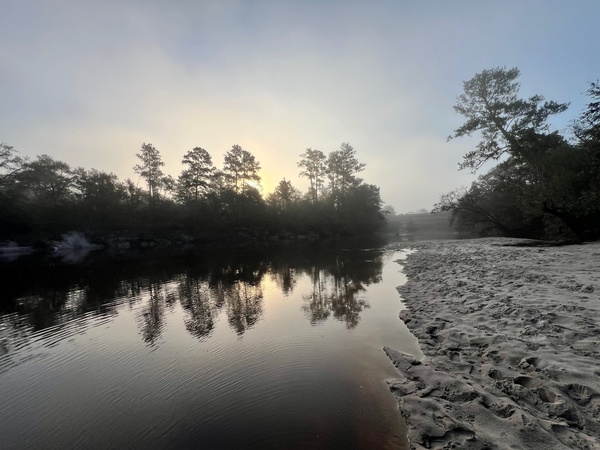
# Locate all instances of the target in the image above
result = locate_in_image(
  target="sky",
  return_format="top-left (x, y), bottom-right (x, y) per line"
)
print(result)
top-left (1, 0), bottom-right (599, 213)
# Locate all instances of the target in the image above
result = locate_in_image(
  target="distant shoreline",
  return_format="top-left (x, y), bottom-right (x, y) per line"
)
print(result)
top-left (386, 238), bottom-right (600, 449)
top-left (0, 228), bottom-right (392, 264)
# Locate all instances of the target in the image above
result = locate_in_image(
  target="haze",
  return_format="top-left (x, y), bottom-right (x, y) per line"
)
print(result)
top-left (1, 0), bottom-right (599, 212)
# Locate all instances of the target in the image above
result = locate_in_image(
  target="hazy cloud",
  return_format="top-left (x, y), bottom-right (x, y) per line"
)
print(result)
top-left (1, 0), bottom-right (599, 211)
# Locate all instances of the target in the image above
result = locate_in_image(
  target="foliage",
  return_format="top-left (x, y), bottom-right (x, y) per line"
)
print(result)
top-left (134, 143), bottom-right (165, 208)
top-left (0, 143), bottom-right (24, 187)
top-left (434, 162), bottom-right (546, 237)
top-left (266, 179), bottom-right (301, 214)
top-left (441, 68), bottom-right (600, 240)
top-left (222, 145), bottom-right (261, 195)
top-left (19, 155), bottom-right (74, 206)
top-left (0, 140), bottom-right (385, 238)
top-left (73, 168), bottom-right (127, 224)
top-left (176, 147), bottom-right (215, 204)
top-left (298, 148), bottom-right (327, 204)
top-left (327, 142), bottom-right (365, 206)
top-left (574, 80), bottom-right (600, 143)
top-left (449, 67), bottom-right (569, 171)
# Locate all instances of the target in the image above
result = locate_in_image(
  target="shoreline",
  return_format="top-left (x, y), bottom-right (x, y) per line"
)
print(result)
top-left (386, 238), bottom-right (600, 449)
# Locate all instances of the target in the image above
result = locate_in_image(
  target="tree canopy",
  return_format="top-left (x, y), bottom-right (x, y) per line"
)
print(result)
top-left (439, 67), bottom-right (600, 241)
top-left (134, 143), bottom-right (165, 209)
top-left (449, 67), bottom-right (569, 171)
top-left (0, 140), bottom-right (385, 238)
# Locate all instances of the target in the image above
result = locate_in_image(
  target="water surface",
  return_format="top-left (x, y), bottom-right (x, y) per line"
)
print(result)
top-left (0, 246), bottom-right (421, 449)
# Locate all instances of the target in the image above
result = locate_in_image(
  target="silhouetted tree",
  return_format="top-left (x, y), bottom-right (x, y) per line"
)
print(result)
top-left (176, 147), bottom-right (215, 204)
top-left (124, 178), bottom-right (145, 213)
top-left (222, 145), bottom-right (261, 195)
top-left (0, 143), bottom-right (24, 188)
top-left (298, 148), bottom-right (327, 204)
top-left (266, 178), bottom-right (301, 214)
top-left (449, 66), bottom-right (569, 171)
top-left (0, 135), bottom-right (388, 238)
top-left (0, 144), bottom-right (29, 232)
top-left (134, 143), bottom-right (165, 210)
top-left (73, 168), bottom-right (127, 224)
top-left (327, 143), bottom-right (365, 209)
top-left (19, 155), bottom-right (73, 207)
top-left (574, 80), bottom-right (600, 143)
top-left (441, 67), bottom-right (600, 239)
top-left (434, 162), bottom-right (545, 237)
top-left (221, 145), bottom-right (263, 224)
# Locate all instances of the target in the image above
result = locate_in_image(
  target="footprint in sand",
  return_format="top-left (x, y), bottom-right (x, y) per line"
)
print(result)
top-left (486, 367), bottom-right (504, 380)
top-left (517, 356), bottom-right (548, 372)
top-left (513, 375), bottom-right (544, 389)
top-left (537, 387), bottom-right (559, 403)
top-left (483, 349), bottom-right (503, 364)
top-left (491, 402), bottom-right (516, 418)
top-left (564, 383), bottom-right (598, 406)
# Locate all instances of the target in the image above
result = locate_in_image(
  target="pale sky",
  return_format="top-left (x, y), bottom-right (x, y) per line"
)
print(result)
top-left (1, 0), bottom-right (599, 213)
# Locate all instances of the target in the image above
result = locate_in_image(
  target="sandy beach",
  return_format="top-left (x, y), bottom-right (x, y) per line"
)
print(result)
top-left (385, 238), bottom-right (600, 450)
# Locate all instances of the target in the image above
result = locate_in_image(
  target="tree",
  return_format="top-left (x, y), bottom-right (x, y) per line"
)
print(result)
top-left (176, 147), bottom-right (215, 204)
top-left (574, 80), bottom-right (600, 143)
top-left (326, 143), bottom-right (365, 204)
top-left (449, 67), bottom-right (569, 171)
top-left (73, 168), bottom-right (127, 222)
top-left (267, 178), bottom-right (301, 214)
top-left (158, 174), bottom-right (175, 200)
top-left (0, 143), bottom-right (29, 232)
top-left (433, 162), bottom-right (545, 237)
top-left (222, 145), bottom-right (261, 195)
top-left (442, 67), bottom-right (600, 239)
top-left (571, 82), bottom-right (600, 236)
top-left (221, 145), bottom-right (263, 224)
top-left (20, 154), bottom-right (73, 206)
top-left (339, 183), bottom-right (384, 232)
top-left (124, 178), bottom-right (145, 213)
top-left (134, 143), bottom-right (165, 209)
top-left (0, 143), bottom-right (24, 188)
top-left (210, 170), bottom-right (226, 197)
top-left (298, 148), bottom-right (327, 204)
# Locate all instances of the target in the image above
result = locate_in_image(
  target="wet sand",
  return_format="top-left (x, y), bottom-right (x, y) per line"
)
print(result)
top-left (385, 238), bottom-right (600, 449)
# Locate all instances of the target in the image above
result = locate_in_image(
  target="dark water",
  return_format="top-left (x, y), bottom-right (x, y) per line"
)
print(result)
top-left (0, 245), bottom-right (421, 449)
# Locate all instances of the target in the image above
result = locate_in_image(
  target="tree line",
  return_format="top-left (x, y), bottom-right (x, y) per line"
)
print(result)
top-left (435, 67), bottom-right (600, 241)
top-left (0, 141), bottom-right (384, 238)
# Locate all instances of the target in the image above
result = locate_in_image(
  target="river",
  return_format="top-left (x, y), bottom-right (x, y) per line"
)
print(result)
top-left (0, 244), bottom-right (421, 449)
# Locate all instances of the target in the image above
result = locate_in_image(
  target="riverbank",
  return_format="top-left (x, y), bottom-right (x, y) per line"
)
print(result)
top-left (385, 238), bottom-right (600, 449)
top-left (1, 229), bottom-right (391, 261)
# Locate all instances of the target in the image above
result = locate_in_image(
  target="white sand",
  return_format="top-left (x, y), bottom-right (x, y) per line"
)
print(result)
top-left (385, 238), bottom-right (600, 450)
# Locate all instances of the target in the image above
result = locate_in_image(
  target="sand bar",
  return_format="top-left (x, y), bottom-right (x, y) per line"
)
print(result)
top-left (386, 238), bottom-right (600, 450)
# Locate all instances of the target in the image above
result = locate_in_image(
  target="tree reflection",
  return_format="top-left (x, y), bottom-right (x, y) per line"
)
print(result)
top-left (137, 283), bottom-right (166, 345)
top-left (0, 246), bottom-right (385, 350)
top-left (269, 262), bottom-right (297, 295)
top-left (329, 275), bottom-right (368, 329)
top-left (302, 252), bottom-right (382, 329)
top-left (225, 282), bottom-right (263, 336)
top-left (302, 268), bottom-right (330, 323)
top-left (178, 277), bottom-right (220, 340)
